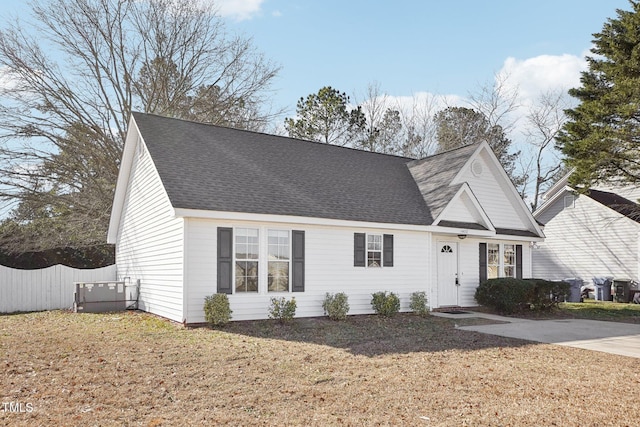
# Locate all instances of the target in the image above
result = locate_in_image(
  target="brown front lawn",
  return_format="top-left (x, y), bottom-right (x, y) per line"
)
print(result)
top-left (1, 310), bottom-right (638, 426)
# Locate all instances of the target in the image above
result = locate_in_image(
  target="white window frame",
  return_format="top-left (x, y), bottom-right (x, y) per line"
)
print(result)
top-left (232, 227), bottom-right (294, 294)
top-left (267, 229), bottom-right (291, 293)
top-left (234, 227), bottom-right (260, 293)
top-left (367, 234), bottom-right (383, 268)
top-left (487, 243), bottom-right (516, 279)
top-left (503, 244), bottom-right (516, 278)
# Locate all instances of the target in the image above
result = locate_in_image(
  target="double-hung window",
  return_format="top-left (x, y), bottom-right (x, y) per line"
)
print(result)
top-left (487, 243), bottom-right (500, 279)
top-left (367, 234), bottom-right (382, 267)
top-left (217, 227), bottom-right (305, 294)
top-left (482, 242), bottom-right (520, 280)
top-left (268, 230), bottom-right (290, 292)
top-left (503, 244), bottom-right (516, 278)
top-left (354, 233), bottom-right (393, 267)
top-left (235, 228), bottom-right (259, 292)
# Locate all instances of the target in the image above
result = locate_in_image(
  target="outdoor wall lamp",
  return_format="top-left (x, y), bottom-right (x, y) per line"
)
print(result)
top-left (457, 234), bottom-right (467, 240)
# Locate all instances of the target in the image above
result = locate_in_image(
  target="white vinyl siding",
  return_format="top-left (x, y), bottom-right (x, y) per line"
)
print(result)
top-left (442, 191), bottom-right (483, 224)
top-left (457, 150), bottom-right (530, 230)
top-left (115, 139), bottom-right (184, 322)
top-left (533, 193), bottom-right (640, 282)
top-left (184, 219), bottom-right (429, 322)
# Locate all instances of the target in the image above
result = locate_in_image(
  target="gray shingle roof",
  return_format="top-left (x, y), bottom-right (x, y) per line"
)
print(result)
top-left (133, 112), bottom-right (454, 226)
top-left (407, 144), bottom-right (479, 220)
top-left (587, 189), bottom-right (640, 224)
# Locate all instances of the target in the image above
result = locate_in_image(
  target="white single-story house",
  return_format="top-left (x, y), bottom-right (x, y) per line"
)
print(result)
top-left (107, 112), bottom-right (544, 323)
top-left (532, 172), bottom-right (640, 284)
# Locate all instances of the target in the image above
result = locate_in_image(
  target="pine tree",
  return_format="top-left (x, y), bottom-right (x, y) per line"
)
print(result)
top-left (558, 1), bottom-right (640, 188)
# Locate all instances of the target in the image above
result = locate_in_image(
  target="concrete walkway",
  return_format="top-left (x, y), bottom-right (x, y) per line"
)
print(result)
top-left (432, 311), bottom-right (640, 358)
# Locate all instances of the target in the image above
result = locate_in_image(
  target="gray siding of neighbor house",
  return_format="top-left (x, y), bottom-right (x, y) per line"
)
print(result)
top-left (533, 193), bottom-right (639, 283)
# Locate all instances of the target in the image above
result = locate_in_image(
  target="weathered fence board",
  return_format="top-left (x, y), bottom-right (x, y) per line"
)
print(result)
top-left (0, 264), bottom-right (116, 313)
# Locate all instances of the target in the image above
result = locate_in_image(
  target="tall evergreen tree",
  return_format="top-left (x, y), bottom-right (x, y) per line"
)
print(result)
top-left (558, 1), bottom-right (640, 188)
top-left (284, 86), bottom-right (366, 146)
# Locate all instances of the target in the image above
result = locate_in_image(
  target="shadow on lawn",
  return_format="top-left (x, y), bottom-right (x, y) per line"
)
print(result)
top-left (215, 313), bottom-right (532, 357)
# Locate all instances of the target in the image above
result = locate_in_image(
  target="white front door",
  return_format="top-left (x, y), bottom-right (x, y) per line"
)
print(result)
top-left (437, 241), bottom-right (459, 306)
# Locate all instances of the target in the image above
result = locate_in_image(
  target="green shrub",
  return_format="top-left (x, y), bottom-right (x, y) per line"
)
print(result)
top-left (371, 291), bottom-right (400, 317)
top-left (409, 291), bottom-right (429, 317)
top-left (524, 279), bottom-right (570, 310)
top-left (475, 278), bottom-right (530, 314)
top-left (322, 292), bottom-right (350, 320)
top-left (475, 278), bottom-right (571, 314)
top-left (203, 293), bottom-right (232, 326)
top-left (268, 297), bottom-right (297, 323)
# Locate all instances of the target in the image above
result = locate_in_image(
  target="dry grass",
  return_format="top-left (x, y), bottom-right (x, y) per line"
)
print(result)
top-left (1, 310), bottom-right (639, 426)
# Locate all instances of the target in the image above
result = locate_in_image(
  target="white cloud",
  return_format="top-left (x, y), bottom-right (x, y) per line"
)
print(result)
top-left (0, 66), bottom-right (20, 91)
top-left (215, 0), bottom-right (264, 21)
top-left (498, 54), bottom-right (587, 106)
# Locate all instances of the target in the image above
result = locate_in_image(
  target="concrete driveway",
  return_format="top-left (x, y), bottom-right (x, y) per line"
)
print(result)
top-left (435, 312), bottom-right (640, 358)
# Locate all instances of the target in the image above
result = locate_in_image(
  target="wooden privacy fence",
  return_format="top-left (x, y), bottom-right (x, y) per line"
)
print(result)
top-left (0, 264), bottom-right (116, 313)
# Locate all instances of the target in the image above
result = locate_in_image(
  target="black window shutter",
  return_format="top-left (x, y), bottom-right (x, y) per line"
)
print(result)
top-left (217, 227), bottom-right (233, 294)
top-left (516, 244), bottom-right (523, 279)
top-left (383, 234), bottom-right (394, 267)
top-left (292, 230), bottom-right (305, 292)
top-left (479, 243), bottom-right (487, 283)
top-left (354, 233), bottom-right (366, 267)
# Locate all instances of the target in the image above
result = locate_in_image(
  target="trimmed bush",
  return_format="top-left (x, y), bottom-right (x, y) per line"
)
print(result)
top-left (524, 279), bottom-right (570, 310)
top-left (203, 293), bottom-right (232, 326)
top-left (409, 291), bottom-right (429, 317)
top-left (475, 278), bottom-right (530, 314)
top-left (371, 291), bottom-right (400, 317)
top-left (475, 278), bottom-right (571, 314)
top-left (268, 297), bottom-right (297, 323)
top-left (322, 292), bottom-right (350, 320)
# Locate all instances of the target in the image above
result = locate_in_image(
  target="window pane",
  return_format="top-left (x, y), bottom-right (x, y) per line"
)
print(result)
top-left (488, 265), bottom-right (499, 279)
top-left (235, 243), bottom-right (247, 259)
top-left (235, 261), bottom-right (258, 292)
top-left (367, 234), bottom-right (382, 251)
top-left (247, 243), bottom-right (259, 259)
top-left (368, 251), bottom-right (381, 267)
top-left (268, 261), bottom-right (289, 292)
top-left (488, 243), bottom-right (499, 279)
top-left (504, 244), bottom-right (515, 265)
top-left (488, 244), bottom-right (499, 264)
top-left (268, 230), bottom-right (289, 261)
top-left (504, 266), bottom-right (515, 278)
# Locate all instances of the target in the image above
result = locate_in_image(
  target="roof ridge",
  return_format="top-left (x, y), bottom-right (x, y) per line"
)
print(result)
top-left (407, 142), bottom-right (481, 166)
top-left (132, 111), bottom-right (416, 161)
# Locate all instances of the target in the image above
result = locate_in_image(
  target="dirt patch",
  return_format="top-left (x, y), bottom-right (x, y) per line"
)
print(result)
top-left (1, 310), bottom-right (639, 426)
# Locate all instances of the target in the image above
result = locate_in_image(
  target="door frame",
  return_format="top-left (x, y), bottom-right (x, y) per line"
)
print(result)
top-left (437, 240), bottom-right (460, 307)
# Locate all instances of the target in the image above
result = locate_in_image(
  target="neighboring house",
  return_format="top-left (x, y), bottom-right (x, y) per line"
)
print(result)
top-left (532, 172), bottom-right (640, 283)
top-left (107, 112), bottom-right (544, 323)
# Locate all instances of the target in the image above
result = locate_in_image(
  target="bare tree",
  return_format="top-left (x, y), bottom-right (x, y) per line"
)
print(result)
top-left (468, 72), bottom-right (521, 135)
top-left (0, 0), bottom-right (280, 252)
top-left (521, 90), bottom-right (568, 211)
top-left (397, 93), bottom-right (441, 158)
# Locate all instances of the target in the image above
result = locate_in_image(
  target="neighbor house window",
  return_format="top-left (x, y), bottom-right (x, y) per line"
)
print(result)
top-left (367, 234), bottom-right (382, 267)
top-left (268, 229), bottom-right (290, 292)
top-left (235, 228), bottom-right (259, 292)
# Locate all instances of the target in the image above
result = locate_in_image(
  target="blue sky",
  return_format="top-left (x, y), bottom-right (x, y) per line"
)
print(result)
top-left (2, 0), bottom-right (631, 117)
top-left (219, 0), bottom-right (631, 118)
